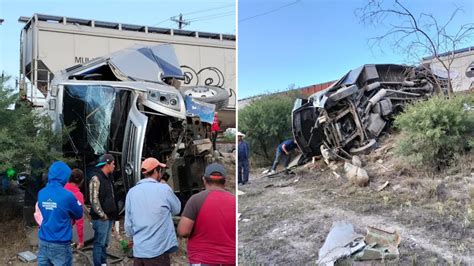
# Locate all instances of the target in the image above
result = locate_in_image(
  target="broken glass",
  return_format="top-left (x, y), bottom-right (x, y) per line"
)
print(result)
top-left (63, 85), bottom-right (116, 155)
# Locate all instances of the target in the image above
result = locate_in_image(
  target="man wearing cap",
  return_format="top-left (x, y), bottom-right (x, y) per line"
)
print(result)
top-left (37, 161), bottom-right (83, 265)
top-left (238, 132), bottom-right (250, 185)
top-left (125, 157), bottom-right (181, 265)
top-left (89, 154), bottom-right (118, 266)
top-left (177, 163), bottom-right (236, 264)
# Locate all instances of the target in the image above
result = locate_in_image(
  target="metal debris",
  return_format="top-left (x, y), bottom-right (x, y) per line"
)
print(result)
top-left (17, 251), bottom-right (37, 262)
top-left (354, 226), bottom-right (401, 261)
top-left (317, 221), bottom-right (366, 265)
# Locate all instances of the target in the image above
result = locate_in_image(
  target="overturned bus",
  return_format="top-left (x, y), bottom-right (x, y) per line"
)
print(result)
top-left (292, 64), bottom-right (444, 161)
top-left (45, 44), bottom-right (226, 209)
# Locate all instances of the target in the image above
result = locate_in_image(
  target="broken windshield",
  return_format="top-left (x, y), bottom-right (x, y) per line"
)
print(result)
top-left (63, 84), bottom-right (116, 155)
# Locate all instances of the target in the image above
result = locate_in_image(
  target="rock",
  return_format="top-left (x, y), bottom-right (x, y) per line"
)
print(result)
top-left (356, 167), bottom-right (369, 187)
top-left (344, 162), bottom-right (358, 182)
top-left (344, 162), bottom-right (369, 187)
top-left (352, 155), bottom-right (362, 167)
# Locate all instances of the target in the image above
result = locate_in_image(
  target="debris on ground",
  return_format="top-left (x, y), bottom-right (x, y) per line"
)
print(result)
top-left (328, 162), bottom-right (338, 171)
top-left (354, 226), bottom-right (401, 261)
top-left (352, 155), bottom-right (362, 167)
top-left (344, 162), bottom-right (369, 187)
top-left (237, 190), bottom-right (246, 195)
top-left (239, 134), bottom-right (473, 264)
top-left (317, 222), bottom-right (401, 265)
top-left (376, 181), bottom-right (390, 191)
top-left (317, 221), bottom-right (366, 265)
top-left (17, 251), bottom-right (37, 262)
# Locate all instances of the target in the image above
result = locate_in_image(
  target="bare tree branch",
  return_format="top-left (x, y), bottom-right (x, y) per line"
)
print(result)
top-left (356, 0), bottom-right (473, 96)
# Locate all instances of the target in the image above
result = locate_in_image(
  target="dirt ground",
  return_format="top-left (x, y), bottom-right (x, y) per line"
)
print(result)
top-left (0, 148), bottom-right (235, 265)
top-left (238, 134), bottom-right (473, 264)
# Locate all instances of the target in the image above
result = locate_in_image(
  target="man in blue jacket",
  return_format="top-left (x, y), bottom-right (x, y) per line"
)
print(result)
top-left (270, 139), bottom-right (299, 174)
top-left (125, 157), bottom-right (181, 265)
top-left (37, 161), bottom-right (83, 266)
top-left (238, 132), bottom-right (250, 185)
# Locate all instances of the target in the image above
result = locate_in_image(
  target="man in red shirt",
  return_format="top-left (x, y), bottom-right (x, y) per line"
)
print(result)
top-left (177, 163), bottom-right (236, 264)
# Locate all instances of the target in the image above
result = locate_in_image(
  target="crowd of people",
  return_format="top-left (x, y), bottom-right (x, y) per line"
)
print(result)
top-left (34, 154), bottom-right (236, 266)
top-left (29, 126), bottom-right (297, 265)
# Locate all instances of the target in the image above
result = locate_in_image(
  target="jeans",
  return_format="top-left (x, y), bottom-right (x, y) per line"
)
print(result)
top-left (211, 131), bottom-right (218, 151)
top-left (133, 253), bottom-right (170, 266)
top-left (37, 239), bottom-right (72, 266)
top-left (271, 148), bottom-right (292, 171)
top-left (238, 160), bottom-right (249, 184)
top-left (92, 219), bottom-right (113, 266)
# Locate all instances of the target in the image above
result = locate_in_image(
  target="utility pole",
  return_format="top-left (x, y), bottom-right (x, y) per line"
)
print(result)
top-left (171, 14), bottom-right (189, 29)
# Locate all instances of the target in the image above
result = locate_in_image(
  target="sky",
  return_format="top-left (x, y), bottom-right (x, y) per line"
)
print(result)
top-left (0, 0), bottom-right (473, 99)
top-left (0, 0), bottom-right (235, 85)
top-left (238, 0), bottom-right (474, 99)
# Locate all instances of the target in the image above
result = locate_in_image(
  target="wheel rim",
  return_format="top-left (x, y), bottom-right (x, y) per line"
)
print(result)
top-left (183, 86), bottom-right (217, 98)
top-left (349, 139), bottom-right (376, 154)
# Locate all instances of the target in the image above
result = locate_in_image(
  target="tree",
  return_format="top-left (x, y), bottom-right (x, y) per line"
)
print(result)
top-left (0, 75), bottom-right (63, 176)
top-left (239, 92), bottom-right (299, 166)
top-left (356, 0), bottom-right (474, 97)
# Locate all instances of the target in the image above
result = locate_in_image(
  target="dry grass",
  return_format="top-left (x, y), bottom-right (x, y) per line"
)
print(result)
top-left (239, 131), bottom-right (473, 264)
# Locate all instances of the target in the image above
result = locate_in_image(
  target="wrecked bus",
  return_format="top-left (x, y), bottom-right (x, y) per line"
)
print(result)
top-left (292, 64), bottom-right (444, 161)
top-left (45, 44), bottom-right (224, 209)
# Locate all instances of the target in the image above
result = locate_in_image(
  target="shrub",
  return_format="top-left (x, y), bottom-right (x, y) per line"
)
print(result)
top-left (394, 94), bottom-right (474, 168)
top-left (0, 75), bottom-right (63, 175)
top-left (239, 92), bottom-right (299, 167)
top-left (222, 129), bottom-right (236, 143)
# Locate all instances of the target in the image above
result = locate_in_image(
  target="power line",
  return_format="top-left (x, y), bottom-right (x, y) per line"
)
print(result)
top-left (182, 3), bottom-right (234, 16)
top-left (188, 11), bottom-right (235, 22)
top-left (152, 3), bottom-right (234, 27)
top-left (153, 17), bottom-right (172, 27)
top-left (239, 0), bottom-right (301, 23)
top-left (189, 14), bottom-right (235, 23)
